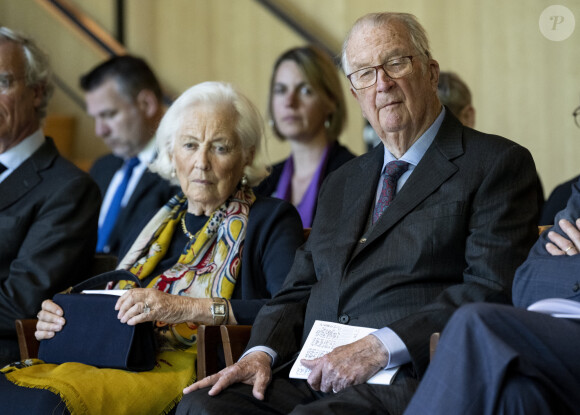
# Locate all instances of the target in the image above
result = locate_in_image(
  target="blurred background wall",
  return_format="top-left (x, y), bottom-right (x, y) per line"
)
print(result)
top-left (1, 0), bottom-right (579, 197)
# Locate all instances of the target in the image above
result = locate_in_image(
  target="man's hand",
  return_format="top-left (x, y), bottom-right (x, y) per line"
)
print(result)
top-left (300, 334), bottom-right (389, 394)
top-left (183, 351), bottom-right (273, 400)
top-left (546, 218), bottom-right (580, 256)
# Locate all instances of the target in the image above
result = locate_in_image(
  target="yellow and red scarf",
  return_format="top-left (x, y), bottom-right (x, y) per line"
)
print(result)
top-left (4, 187), bottom-right (255, 415)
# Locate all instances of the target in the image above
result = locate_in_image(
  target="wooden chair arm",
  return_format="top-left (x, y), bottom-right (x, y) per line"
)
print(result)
top-left (15, 319), bottom-right (40, 360)
top-left (220, 325), bottom-right (252, 367)
top-left (196, 325), bottom-right (222, 379)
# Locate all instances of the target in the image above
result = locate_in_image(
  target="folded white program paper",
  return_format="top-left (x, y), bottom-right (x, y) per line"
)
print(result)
top-left (527, 298), bottom-right (580, 319)
top-left (289, 320), bottom-right (400, 385)
top-left (81, 290), bottom-right (126, 296)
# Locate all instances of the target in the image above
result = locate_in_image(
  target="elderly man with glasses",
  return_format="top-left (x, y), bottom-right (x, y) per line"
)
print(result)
top-left (178, 12), bottom-right (539, 415)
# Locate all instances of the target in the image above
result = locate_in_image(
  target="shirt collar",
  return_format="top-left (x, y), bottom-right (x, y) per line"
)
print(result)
top-left (0, 129), bottom-right (45, 170)
top-left (382, 106), bottom-right (445, 171)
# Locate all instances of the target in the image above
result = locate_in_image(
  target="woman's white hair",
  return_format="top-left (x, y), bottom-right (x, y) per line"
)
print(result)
top-left (150, 81), bottom-right (268, 187)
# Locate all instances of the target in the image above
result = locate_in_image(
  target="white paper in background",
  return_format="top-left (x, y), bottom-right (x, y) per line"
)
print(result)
top-left (527, 298), bottom-right (580, 319)
top-left (289, 320), bottom-right (400, 385)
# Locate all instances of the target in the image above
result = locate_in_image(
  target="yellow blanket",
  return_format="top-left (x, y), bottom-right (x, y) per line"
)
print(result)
top-left (5, 350), bottom-right (195, 414)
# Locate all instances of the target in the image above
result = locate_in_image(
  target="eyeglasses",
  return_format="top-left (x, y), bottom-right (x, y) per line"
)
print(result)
top-left (0, 74), bottom-right (24, 94)
top-left (574, 106), bottom-right (580, 129)
top-left (347, 56), bottom-right (416, 90)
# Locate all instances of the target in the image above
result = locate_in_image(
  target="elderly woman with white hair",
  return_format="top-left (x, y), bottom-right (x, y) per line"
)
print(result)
top-left (1, 82), bottom-right (304, 415)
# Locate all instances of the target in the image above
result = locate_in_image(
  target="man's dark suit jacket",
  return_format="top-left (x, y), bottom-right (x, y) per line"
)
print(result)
top-left (90, 154), bottom-right (178, 256)
top-left (0, 138), bottom-right (100, 363)
top-left (514, 176), bottom-right (580, 307)
top-left (247, 113), bottom-right (539, 385)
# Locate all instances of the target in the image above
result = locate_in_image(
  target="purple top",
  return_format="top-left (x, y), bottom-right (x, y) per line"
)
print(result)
top-left (274, 146), bottom-right (330, 227)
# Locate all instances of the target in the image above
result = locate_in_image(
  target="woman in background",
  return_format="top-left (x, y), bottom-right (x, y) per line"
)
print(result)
top-left (255, 45), bottom-right (355, 227)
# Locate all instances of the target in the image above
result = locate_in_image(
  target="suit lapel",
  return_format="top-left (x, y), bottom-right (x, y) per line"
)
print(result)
top-left (352, 113), bottom-right (465, 255)
top-left (323, 146), bottom-right (383, 268)
top-left (125, 170), bottom-right (158, 213)
top-left (342, 146), bottom-right (383, 234)
top-left (0, 138), bottom-right (55, 211)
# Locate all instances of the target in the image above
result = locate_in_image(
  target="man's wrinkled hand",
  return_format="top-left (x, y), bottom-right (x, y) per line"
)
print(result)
top-left (546, 218), bottom-right (580, 256)
top-left (183, 351), bottom-right (273, 400)
top-left (300, 334), bottom-right (389, 394)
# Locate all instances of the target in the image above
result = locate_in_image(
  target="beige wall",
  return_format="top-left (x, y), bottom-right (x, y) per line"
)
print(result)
top-left (1, 0), bottom-right (579, 197)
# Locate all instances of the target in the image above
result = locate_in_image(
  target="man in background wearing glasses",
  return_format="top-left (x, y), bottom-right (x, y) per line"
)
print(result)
top-left (180, 12), bottom-right (539, 415)
top-left (539, 105), bottom-right (580, 225)
top-left (0, 27), bottom-right (100, 366)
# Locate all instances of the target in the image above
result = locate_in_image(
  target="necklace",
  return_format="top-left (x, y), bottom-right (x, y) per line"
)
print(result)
top-left (181, 216), bottom-right (195, 240)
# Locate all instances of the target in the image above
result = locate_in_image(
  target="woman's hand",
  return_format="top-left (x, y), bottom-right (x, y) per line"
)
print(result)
top-left (35, 299), bottom-right (66, 341)
top-left (115, 288), bottom-right (210, 326)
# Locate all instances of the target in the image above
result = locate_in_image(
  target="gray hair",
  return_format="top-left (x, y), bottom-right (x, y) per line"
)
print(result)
top-left (0, 27), bottom-right (54, 120)
top-left (437, 71), bottom-right (472, 118)
top-left (150, 81), bottom-right (268, 187)
top-left (341, 12), bottom-right (432, 75)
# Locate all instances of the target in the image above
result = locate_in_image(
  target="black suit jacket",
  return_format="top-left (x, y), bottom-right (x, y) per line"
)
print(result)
top-left (90, 154), bottom-right (178, 256)
top-left (514, 176), bottom-right (580, 307)
top-left (0, 138), bottom-right (100, 343)
top-left (247, 112), bottom-right (539, 379)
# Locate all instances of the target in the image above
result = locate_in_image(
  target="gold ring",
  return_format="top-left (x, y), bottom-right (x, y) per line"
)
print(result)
top-left (565, 245), bottom-right (575, 253)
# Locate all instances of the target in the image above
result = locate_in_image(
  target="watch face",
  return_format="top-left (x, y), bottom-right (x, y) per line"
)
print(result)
top-left (214, 304), bottom-right (226, 315)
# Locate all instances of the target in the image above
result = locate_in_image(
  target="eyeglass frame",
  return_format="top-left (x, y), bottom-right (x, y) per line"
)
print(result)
top-left (346, 55), bottom-right (418, 90)
top-left (573, 105), bottom-right (580, 129)
top-left (0, 74), bottom-right (26, 94)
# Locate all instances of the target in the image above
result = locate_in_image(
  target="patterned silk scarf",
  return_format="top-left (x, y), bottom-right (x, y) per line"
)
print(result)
top-left (117, 187), bottom-right (256, 349)
top-left (4, 188), bottom-right (256, 415)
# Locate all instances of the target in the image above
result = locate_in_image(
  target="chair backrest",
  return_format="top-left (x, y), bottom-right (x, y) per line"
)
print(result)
top-left (538, 225), bottom-right (551, 235)
top-left (220, 325), bottom-right (253, 367)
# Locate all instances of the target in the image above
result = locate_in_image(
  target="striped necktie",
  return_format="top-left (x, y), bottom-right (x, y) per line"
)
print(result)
top-left (372, 160), bottom-right (409, 224)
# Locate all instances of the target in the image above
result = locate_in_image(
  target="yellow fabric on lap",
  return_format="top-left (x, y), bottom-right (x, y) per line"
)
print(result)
top-left (5, 350), bottom-right (195, 415)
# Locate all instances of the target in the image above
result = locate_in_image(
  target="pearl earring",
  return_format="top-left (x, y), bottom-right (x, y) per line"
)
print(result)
top-left (241, 175), bottom-right (248, 187)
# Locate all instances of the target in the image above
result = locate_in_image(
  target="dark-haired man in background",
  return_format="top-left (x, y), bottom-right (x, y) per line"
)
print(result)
top-left (81, 55), bottom-right (176, 256)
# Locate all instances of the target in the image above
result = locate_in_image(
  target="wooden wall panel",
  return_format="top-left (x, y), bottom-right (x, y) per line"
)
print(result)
top-left (1, 0), bottom-right (579, 197)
